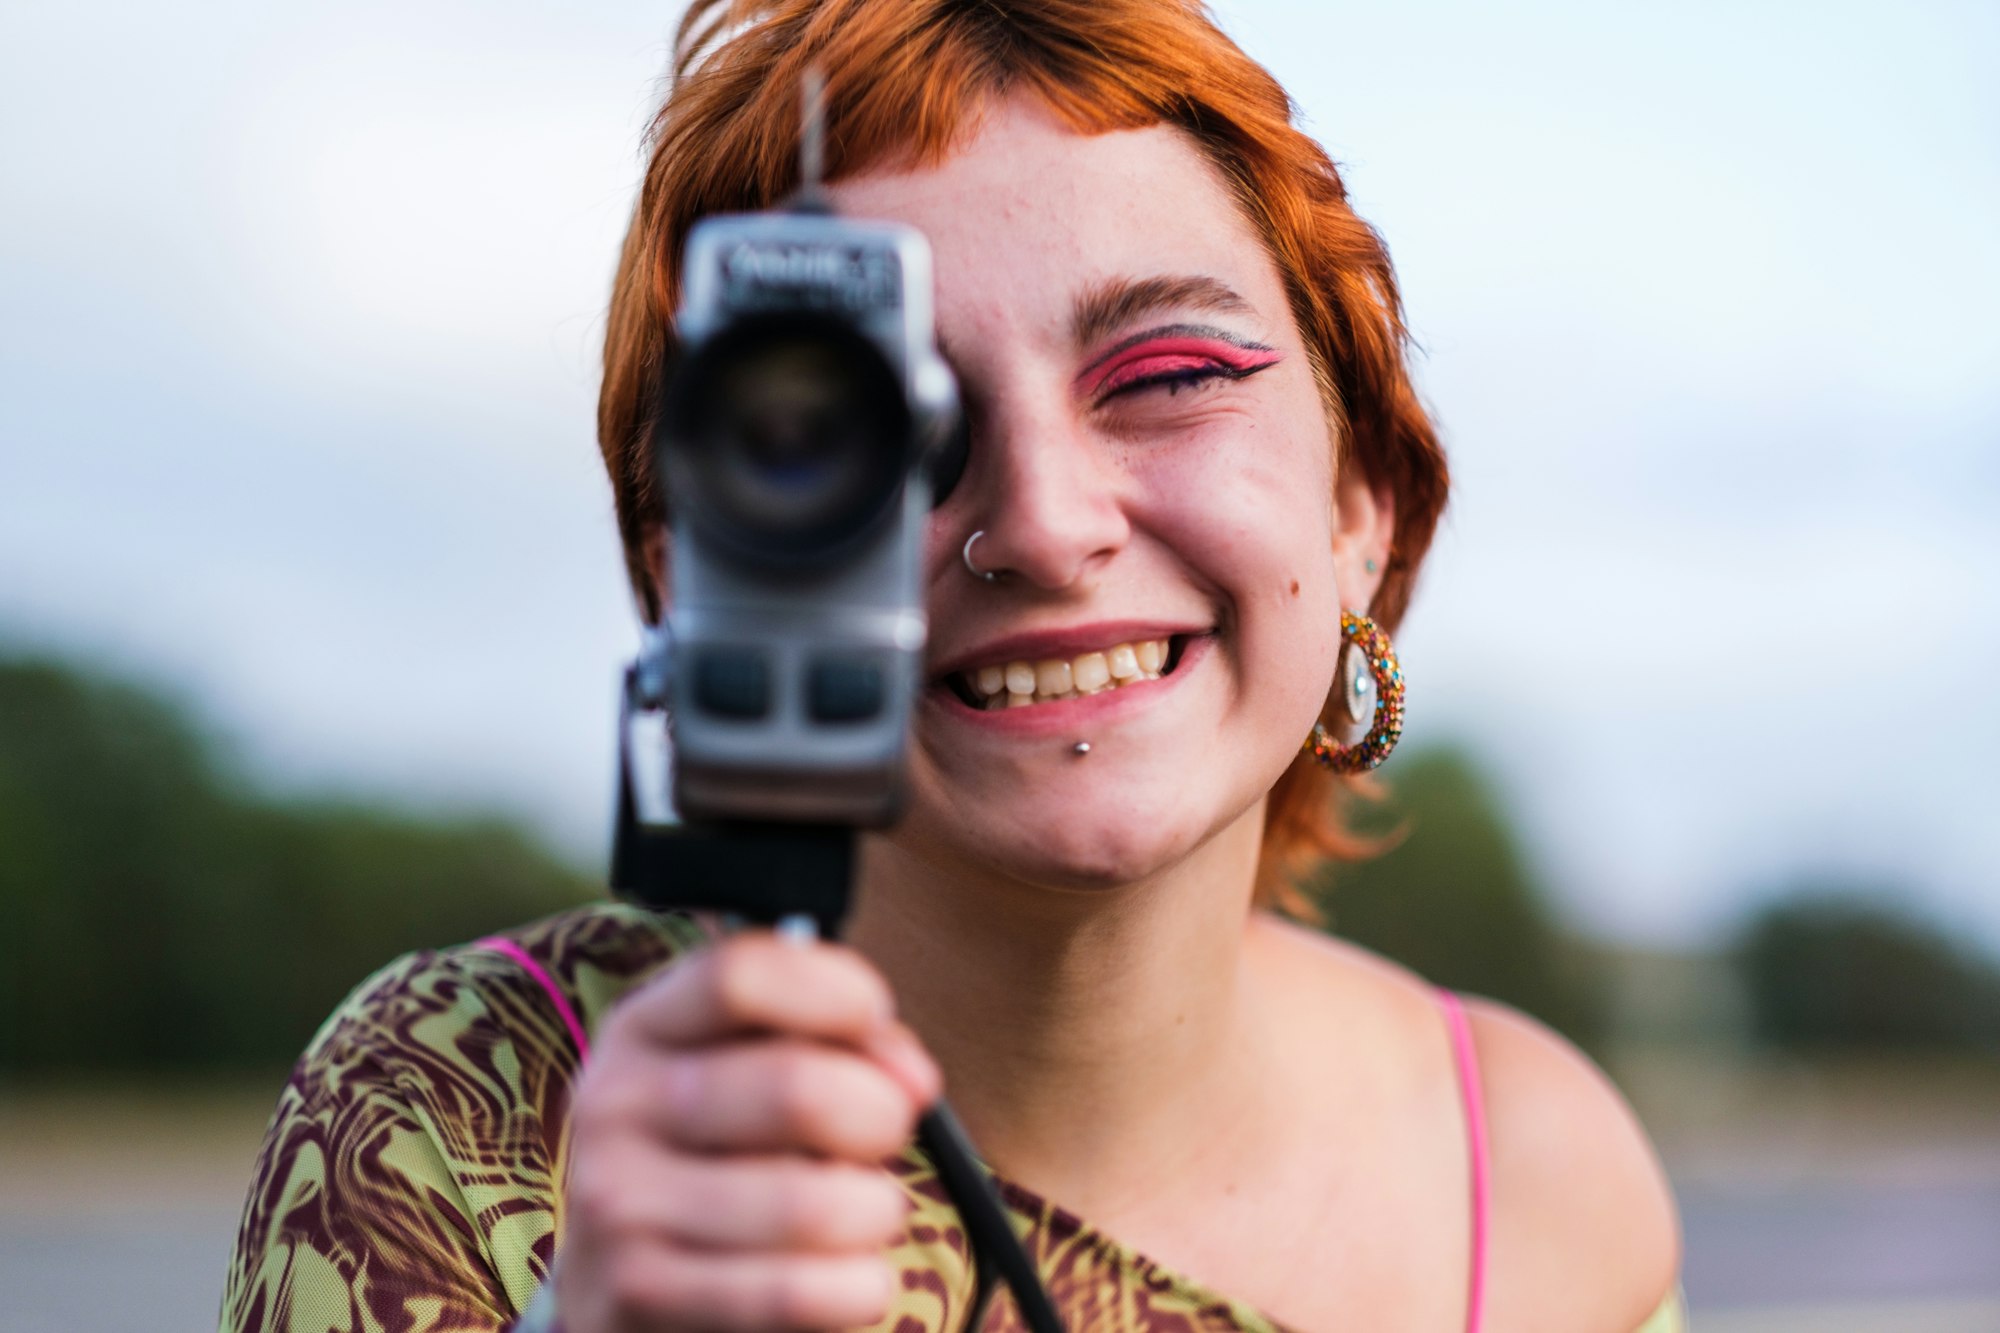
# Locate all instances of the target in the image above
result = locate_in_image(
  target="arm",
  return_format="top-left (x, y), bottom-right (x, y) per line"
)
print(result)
top-left (1464, 998), bottom-right (1684, 1333)
top-left (1634, 1287), bottom-right (1689, 1333)
top-left (222, 912), bottom-right (937, 1333)
top-left (220, 950), bottom-right (546, 1332)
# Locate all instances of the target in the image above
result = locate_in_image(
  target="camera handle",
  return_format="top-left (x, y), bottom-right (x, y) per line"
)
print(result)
top-left (612, 660), bottom-right (1067, 1333)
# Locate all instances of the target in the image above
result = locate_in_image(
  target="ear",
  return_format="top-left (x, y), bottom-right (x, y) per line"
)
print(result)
top-left (1331, 468), bottom-right (1395, 612)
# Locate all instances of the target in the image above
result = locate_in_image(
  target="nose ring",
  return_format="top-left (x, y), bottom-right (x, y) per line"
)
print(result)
top-left (962, 530), bottom-right (1000, 583)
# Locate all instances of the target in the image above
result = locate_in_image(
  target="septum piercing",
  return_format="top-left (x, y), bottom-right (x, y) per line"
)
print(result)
top-left (962, 530), bottom-right (999, 582)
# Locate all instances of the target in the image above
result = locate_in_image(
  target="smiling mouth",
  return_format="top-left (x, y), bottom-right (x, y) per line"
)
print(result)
top-left (945, 636), bottom-right (1189, 710)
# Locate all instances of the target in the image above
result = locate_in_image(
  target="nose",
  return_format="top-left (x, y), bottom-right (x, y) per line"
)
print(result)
top-left (960, 397), bottom-right (1130, 590)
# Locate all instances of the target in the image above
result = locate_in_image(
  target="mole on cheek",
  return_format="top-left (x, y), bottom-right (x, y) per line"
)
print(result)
top-left (1289, 580), bottom-right (1301, 597)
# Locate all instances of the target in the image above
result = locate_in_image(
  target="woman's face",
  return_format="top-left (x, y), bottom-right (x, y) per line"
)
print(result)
top-left (828, 96), bottom-right (1374, 892)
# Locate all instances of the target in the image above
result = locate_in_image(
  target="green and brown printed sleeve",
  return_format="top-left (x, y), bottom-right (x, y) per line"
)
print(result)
top-left (220, 904), bottom-right (699, 1333)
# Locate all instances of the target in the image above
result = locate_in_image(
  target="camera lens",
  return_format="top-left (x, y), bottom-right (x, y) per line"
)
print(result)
top-left (661, 313), bottom-right (912, 567)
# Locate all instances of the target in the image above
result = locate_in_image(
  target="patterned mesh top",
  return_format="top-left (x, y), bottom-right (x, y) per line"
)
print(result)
top-left (220, 902), bottom-right (1688, 1333)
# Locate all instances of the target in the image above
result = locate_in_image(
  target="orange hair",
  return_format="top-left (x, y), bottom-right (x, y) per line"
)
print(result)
top-left (598, 0), bottom-right (1450, 912)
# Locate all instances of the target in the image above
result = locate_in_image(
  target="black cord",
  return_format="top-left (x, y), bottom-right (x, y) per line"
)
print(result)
top-left (759, 913), bottom-right (1063, 1330)
top-left (964, 1269), bottom-right (1000, 1332)
top-left (917, 1103), bottom-right (1066, 1333)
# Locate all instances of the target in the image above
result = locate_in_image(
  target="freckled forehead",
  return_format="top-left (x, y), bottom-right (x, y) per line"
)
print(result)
top-left (824, 96), bottom-right (1282, 334)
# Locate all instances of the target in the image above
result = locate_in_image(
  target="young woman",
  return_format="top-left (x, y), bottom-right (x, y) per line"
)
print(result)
top-left (223, 2), bottom-right (1684, 1330)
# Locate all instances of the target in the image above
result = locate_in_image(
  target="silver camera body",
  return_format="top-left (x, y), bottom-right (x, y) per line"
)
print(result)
top-left (638, 208), bottom-right (958, 827)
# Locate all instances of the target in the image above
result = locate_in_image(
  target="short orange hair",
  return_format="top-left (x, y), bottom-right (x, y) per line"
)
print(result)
top-left (599, 0), bottom-right (1450, 911)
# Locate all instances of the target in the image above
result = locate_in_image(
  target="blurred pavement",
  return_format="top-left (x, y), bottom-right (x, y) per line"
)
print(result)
top-left (5, 1063), bottom-right (2000, 1331)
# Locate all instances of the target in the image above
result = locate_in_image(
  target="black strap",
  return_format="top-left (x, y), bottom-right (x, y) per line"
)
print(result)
top-left (918, 1104), bottom-right (1065, 1333)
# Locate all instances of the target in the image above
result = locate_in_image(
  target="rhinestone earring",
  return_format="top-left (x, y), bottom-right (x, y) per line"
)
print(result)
top-left (1304, 610), bottom-right (1405, 774)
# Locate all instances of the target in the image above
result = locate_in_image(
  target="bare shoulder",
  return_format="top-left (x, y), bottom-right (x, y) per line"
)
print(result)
top-left (1464, 997), bottom-right (1682, 1331)
top-left (1247, 921), bottom-right (1681, 1328)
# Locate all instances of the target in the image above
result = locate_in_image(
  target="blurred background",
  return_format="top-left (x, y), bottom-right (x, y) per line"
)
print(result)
top-left (2, 1), bottom-right (1995, 1329)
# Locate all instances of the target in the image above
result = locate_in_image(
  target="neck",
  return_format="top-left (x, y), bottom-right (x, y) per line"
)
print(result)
top-left (846, 807), bottom-right (1281, 1220)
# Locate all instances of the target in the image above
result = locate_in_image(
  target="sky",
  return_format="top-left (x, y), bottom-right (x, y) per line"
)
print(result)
top-left (2, 1), bottom-right (1996, 950)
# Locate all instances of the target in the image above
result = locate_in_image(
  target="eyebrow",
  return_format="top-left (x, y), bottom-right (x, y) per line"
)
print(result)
top-left (1070, 274), bottom-right (1259, 357)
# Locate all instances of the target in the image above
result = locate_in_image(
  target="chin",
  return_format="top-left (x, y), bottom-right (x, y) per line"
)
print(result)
top-left (1003, 832), bottom-right (1185, 893)
top-left (892, 781), bottom-right (1221, 894)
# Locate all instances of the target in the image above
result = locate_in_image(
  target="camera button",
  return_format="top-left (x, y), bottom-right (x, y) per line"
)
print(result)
top-left (808, 658), bottom-right (885, 722)
top-left (692, 648), bottom-right (772, 719)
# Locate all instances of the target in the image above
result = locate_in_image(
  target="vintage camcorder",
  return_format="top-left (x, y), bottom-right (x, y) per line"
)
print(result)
top-left (617, 201), bottom-right (963, 839)
top-left (606, 184), bottom-right (1068, 1333)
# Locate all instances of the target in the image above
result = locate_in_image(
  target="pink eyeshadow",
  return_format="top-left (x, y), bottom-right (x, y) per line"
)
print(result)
top-left (1083, 336), bottom-right (1281, 396)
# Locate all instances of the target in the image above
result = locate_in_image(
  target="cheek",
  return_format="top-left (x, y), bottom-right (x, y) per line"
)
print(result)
top-left (1163, 412), bottom-right (1342, 702)
top-left (1140, 407), bottom-right (1337, 592)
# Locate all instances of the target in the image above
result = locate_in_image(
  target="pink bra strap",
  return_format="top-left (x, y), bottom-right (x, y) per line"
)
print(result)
top-left (478, 936), bottom-right (592, 1064)
top-left (1436, 990), bottom-right (1489, 1333)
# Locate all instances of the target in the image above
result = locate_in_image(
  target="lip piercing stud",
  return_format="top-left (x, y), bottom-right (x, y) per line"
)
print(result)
top-left (962, 530), bottom-right (999, 583)
top-left (1072, 741), bottom-right (1091, 756)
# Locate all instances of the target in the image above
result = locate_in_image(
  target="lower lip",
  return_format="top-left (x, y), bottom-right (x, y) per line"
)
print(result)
top-left (926, 636), bottom-right (1212, 736)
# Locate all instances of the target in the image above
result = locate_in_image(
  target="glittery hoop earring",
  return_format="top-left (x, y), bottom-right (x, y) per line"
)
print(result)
top-left (1304, 610), bottom-right (1406, 774)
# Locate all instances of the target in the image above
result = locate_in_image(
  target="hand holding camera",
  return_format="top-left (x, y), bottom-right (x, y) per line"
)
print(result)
top-left (558, 930), bottom-right (941, 1332)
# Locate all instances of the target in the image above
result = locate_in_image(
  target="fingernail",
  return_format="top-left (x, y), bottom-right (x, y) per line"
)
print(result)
top-left (883, 1025), bottom-right (942, 1103)
top-left (900, 1020), bottom-right (944, 1096)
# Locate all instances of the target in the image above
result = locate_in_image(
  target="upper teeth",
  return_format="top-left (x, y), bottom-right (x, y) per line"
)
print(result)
top-left (965, 638), bottom-right (1170, 709)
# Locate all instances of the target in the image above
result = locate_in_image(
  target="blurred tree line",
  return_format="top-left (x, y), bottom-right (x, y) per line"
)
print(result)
top-left (5, 651), bottom-right (1996, 1073)
top-left (1315, 751), bottom-right (2000, 1060)
top-left (1734, 889), bottom-right (2000, 1055)
top-left (0, 655), bottom-right (594, 1073)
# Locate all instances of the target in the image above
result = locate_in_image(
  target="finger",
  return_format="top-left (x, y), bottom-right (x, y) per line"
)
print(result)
top-left (593, 1246), bottom-right (894, 1332)
top-left (662, 1041), bottom-right (924, 1159)
top-left (573, 1153), bottom-right (910, 1253)
top-left (606, 934), bottom-right (897, 1051)
top-left (860, 1020), bottom-right (943, 1108)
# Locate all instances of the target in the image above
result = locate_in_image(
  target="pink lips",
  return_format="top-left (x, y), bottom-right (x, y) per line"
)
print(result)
top-left (928, 632), bottom-right (1212, 735)
top-left (928, 621), bottom-right (1204, 683)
